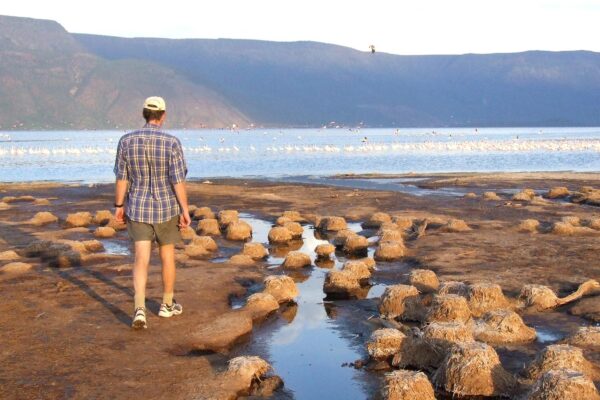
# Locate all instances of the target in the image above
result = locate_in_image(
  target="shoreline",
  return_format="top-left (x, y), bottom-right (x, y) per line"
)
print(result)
top-left (2, 169), bottom-right (600, 186)
top-left (1, 175), bottom-right (599, 398)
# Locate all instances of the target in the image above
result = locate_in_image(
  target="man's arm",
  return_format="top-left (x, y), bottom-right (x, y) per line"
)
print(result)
top-left (173, 182), bottom-right (191, 228)
top-left (169, 139), bottom-right (190, 228)
top-left (114, 179), bottom-right (128, 223)
top-left (113, 138), bottom-right (129, 223)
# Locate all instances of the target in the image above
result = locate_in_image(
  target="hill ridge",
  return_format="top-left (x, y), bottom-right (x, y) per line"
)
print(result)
top-left (1, 14), bottom-right (600, 130)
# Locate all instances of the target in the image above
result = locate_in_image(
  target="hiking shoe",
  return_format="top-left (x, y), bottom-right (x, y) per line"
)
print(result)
top-left (132, 307), bottom-right (147, 329)
top-left (158, 300), bottom-right (183, 318)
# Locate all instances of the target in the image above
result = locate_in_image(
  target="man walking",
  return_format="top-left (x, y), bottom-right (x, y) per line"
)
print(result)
top-left (113, 96), bottom-right (191, 329)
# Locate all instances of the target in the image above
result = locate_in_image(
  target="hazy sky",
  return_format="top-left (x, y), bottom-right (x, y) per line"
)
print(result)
top-left (2, 0), bottom-right (599, 55)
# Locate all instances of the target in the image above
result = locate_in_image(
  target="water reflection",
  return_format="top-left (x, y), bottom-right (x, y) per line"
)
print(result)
top-left (231, 215), bottom-right (377, 399)
top-left (102, 240), bottom-right (131, 256)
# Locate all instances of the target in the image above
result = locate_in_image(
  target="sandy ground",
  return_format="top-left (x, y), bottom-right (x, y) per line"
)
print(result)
top-left (1, 172), bottom-right (600, 399)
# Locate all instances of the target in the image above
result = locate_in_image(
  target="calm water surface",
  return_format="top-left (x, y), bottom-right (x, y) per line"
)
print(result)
top-left (1, 127), bottom-right (599, 182)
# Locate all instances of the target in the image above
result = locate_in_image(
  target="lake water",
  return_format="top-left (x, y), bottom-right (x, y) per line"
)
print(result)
top-left (1, 127), bottom-right (599, 182)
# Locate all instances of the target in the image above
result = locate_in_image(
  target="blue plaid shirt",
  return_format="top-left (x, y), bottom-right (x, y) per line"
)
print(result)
top-left (114, 123), bottom-right (187, 224)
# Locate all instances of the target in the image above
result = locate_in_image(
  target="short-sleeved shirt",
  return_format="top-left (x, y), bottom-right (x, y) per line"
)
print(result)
top-left (113, 123), bottom-right (187, 224)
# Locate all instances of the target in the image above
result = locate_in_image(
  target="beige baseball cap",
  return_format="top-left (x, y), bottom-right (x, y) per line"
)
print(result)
top-left (143, 96), bottom-right (166, 111)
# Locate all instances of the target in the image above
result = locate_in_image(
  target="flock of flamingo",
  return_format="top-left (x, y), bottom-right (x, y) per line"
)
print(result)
top-left (0, 138), bottom-right (599, 158)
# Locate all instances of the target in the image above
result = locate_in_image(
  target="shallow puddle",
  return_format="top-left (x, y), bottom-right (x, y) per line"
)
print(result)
top-left (523, 311), bottom-right (587, 345)
top-left (101, 239), bottom-right (131, 256)
top-left (276, 175), bottom-right (470, 197)
top-left (231, 214), bottom-right (386, 399)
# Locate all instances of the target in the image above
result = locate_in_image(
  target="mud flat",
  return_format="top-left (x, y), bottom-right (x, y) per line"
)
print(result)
top-left (1, 172), bottom-right (600, 399)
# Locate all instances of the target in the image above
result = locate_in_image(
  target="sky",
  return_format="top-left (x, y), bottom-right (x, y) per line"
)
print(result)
top-left (2, 0), bottom-right (600, 55)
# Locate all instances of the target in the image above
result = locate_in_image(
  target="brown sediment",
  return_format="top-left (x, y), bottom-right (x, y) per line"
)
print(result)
top-left (438, 281), bottom-right (468, 297)
top-left (65, 211), bottom-right (92, 228)
top-left (391, 332), bottom-right (441, 371)
top-left (211, 355), bottom-right (282, 399)
top-left (192, 206), bottom-right (215, 220)
top-left (93, 209), bottom-right (113, 225)
top-left (0, 250), bottom-right (20, 261)
top-left (185, 244), bottom-right (210, 259)
top-left (281, 251), bottom-right (312, 269)
top-left (191, 312), bottom-right (254, 353)
top-left (225, 220), bottom-right (253, 241)
top-left (513, 189), bottom-right (535, 201)
top-left (242, 242), bottom-right (269, 260)
top-left (412, 322), bottom-right (473, 368)
top-left (191, 235), bottom-right (218, 252)
top-left (282, 210), bottom-right (305, 222)
top-left (332, 229), bottom-right (356, 247)
top-left (29, 211), bottom-right (59, 226)
top-left (323, 269), bottom-right (367, 298)
top-left (282, 221), bottom-right (303, 238)
top-left (466, 282), bottom-right (511, 317)
top-left (366, 328), bottom-right (406, 360)
top-left (314, 243), bottom-right (335, 258)
top-left (268, 226), bottom-right (293, 243)
top-left (243, 293), bottom-right (280, 321)
top-left (362, 212), bottom-right (392, 229)
top-left (2, 173), bottom-right (600, 398)
top-left (564, 326), bottom-right (600, 348)
top-left (569, 296), bottom-right (600, 322)
top-left (342, 234), bottom-right (369, 256)
top-left (0, 261), bottom-right (33, 274)
top-left (379, 284), bottom-right (422, 320)
top-left (382, 369), bottom-right (436, 400)
top-left (392, 215), bottom-right (413, 229)
top-left (378, 228), bottom-right (404, 243)
top-left (546, 186), bottom-right (570, 199)
top-left (474, 309), bottom-right (536, 344)
top-left (482, 191), bottom-right (502, 201)
top-left (197, 218), bottom-right (221, 235)
top-left (426, 294), bottom-right (472, 324)
top-left (180, 226), bottom-right (196, 240)
top-left (408, 269), bottom-right (439, 293)
top-left (341, 260), bottom-right (371, 282)
top-left (518, 218), bottom-right (540, 233)
top-left (316, 216), bottom-right (347, 231)
top-left (432, 341), bottom-right (516, 397)
top-left (440, 218), bottom-right (471, 232)
top-left (217, 209), bottom-right (239, 228)
top-left (262, 275), bottom-right (299, 303)
top-left (422, 321), bottom-right (474, 354)
top-left (229, 254), bottom-right (256, 265)
top-left (526, 369), bottom-right (600, 400)
top-left (374, 241), bottom-right (405, 261)
top-left (525, 344), bottom-right (599, 380)
top-left (94, 226), bottom-right (116, 238)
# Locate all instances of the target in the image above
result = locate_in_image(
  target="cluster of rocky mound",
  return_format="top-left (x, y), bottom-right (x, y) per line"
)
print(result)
top-left (465, 185), bottom-right (600, 208)
top-left (366, 268), bottom-right (600, 399)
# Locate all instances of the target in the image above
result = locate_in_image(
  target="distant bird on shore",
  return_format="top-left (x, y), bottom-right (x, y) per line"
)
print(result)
top-left (369, 45), bottom-right (376, 54)
top-left (361, 136), bottom-right (369, 143)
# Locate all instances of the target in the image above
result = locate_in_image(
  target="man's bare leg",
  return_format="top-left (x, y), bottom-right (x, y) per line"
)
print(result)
top-left (133, 241), bottom-right (152, 310)
top-left (159, 244), bottom-right (176, 306)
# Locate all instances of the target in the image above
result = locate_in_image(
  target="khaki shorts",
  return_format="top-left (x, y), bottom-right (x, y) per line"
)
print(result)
top-left (127, 216), bottom-right (181, 246)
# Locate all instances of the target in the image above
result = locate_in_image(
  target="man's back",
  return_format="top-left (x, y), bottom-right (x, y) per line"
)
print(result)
top-left (114, 123), bottom-right (187, 224)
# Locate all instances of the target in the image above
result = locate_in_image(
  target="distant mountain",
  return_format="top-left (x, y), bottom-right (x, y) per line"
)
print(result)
top-left (1, 14), bottom-right (600, 129)
top-left (0, 15), bottom-right (250, 130)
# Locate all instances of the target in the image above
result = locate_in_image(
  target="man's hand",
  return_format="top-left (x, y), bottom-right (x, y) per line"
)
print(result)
top-left (179, 211), bottom-right (191, 229)
top-left (115, 207), bottom-right (125, 223)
